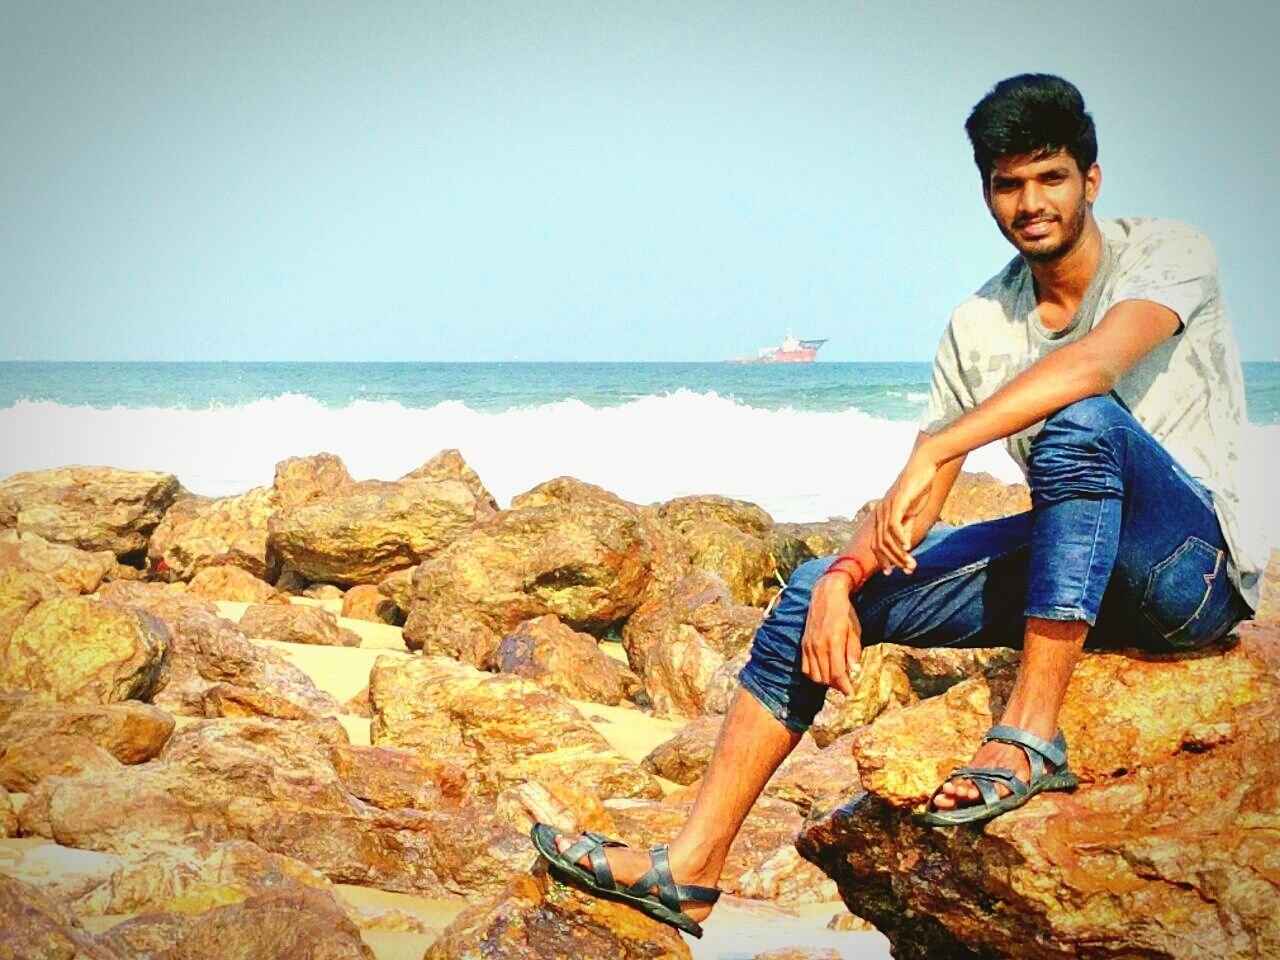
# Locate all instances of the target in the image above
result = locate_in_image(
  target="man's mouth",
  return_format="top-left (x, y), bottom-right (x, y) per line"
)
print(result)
top-left (1016, 218), bottom-right (1056, 238)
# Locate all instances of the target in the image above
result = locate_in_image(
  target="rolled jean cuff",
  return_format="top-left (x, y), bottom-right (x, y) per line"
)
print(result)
top-left (736, 667), bottom-right (812, 736)
top-left (1023, 603), bottom-right (1097, 626)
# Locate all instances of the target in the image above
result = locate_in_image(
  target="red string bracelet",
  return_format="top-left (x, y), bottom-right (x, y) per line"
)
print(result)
top-left (824, 553), bottom-right (869, 590)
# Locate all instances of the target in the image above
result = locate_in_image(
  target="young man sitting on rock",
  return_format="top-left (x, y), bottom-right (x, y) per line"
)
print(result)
top-left (533, 73), bottom-right (1261, 938)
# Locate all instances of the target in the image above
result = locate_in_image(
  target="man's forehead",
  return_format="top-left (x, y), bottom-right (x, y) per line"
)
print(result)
top-left (990, 148), bottom-right (1077, 178)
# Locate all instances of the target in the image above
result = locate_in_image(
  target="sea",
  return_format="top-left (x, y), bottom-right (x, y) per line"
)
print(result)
top-left (1, 361), bottom-right (1277, 541)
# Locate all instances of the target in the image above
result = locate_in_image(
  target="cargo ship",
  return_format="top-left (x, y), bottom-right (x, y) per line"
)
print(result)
top-left (727, 331), bottom-right (827, 364)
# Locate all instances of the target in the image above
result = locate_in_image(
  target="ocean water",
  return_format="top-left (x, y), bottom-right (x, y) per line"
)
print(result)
top-left (1, 361), bottom-right (1277, 541)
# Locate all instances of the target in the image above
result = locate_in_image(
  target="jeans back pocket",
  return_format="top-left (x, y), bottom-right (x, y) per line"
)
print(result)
top-left (1140, 536), bottom-right (1224, 648)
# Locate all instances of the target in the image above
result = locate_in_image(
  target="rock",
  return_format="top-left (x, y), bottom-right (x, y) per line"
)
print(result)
top-left (401, 448), bottom-right (498, 510)
top-left (200, 683), bottom-right (323, 720)
top-left (494, 778), bottom-right (616, 838)
top-left (329, 743), bottom-right (466, 809)
top-left (827, 911), bottom-right (876, 932)
top-left (623, 572), bottom-right (762, 718)
top-left (423, 865), bottom-right (691, 960)
top-left (658, 495), bottom-right (774, 537)
top-left (370, 655), bottom-right (662, 801)
top-left (0, 564), bottom-right (65, 645)
top-left (187, 565), bottom-right (288, 604)
top-left (19, 716), bottom-right (529, 899)
top-left (764, 733), bottom-right (856, 815)
top-left (797, 622), bottom-right (1280, 960)
top-left (1257, 548), bottom-right (1278, 623)
top-left (768, 519), bottom-right (859, 581)
top-left (641, 715), bottom-right (723, 785)
top-left (272, 453), bottom-right (355, 510)
top-left (376, 567), bottom-right (415, 618)
top-left (0, 596), bottom-right (170, 705)
top-left (0, 874), bottom-right (117, 960)
top-left (487, 614), bottom-right (640, 705)
top-left (854, 471), bottom-right (1031, 531)
top-left (269, 476), bottom-right (494, 587)
top-left (702, 650), bottom-right (750, 715)
top-left (98, 913), bottom-right (193, 958)
top-left (0, 733), bottom-right (121, 791)
top-left (160, 884), bottom-right (376, 960)
top-left (605, 794), bottom-right (835, 905)
top-left (0, 465), bottom-right (180, 560)
top-left (340, 583), bottom-right (401, 624)
top-left (237, 603), bottom-right (361, 647)
top-left (302, 583), bottom-right (345, 599)
top-left (810, 644), bottom-right (1018, 748)
top-left (672, 518), bottom-right (777, 608)
top-left (148, 486), bottom-right (280, 582)
top-left (0, 530), bottom-right (116, 594)
top-left (100, 582), bottom-right (342, 718)
top-left (0, 786), bottom-right (15, 837)
top-left (403, 486), bottom-right (660, 665)
top-left (0, 692), bottom-right (172, 765)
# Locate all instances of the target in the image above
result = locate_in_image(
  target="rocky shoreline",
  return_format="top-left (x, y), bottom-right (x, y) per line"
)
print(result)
top-left (0, 452), bottom-right (1275, 958)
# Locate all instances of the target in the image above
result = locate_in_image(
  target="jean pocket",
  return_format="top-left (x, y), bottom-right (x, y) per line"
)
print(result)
top-left (1140, 536), bottom-right (1224, 648)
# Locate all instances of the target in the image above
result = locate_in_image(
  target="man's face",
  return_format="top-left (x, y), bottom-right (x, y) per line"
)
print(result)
top-left (983, 149), bottom-right (1101, 262)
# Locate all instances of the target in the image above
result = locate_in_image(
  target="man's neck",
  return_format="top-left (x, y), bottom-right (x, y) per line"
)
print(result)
top-left (1026, 218), bottom-right (1104, 312)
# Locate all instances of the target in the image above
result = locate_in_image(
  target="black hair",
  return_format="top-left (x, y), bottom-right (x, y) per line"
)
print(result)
top-left (965, 74), bottom-right (1097, 182)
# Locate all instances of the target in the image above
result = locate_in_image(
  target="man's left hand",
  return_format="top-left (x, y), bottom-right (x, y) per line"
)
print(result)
top-left (871, 449), bottom-right (938, 575)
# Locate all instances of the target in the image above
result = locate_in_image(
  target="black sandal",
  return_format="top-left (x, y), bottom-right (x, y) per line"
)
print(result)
top-left (530, 823), bottom-right (721, 938)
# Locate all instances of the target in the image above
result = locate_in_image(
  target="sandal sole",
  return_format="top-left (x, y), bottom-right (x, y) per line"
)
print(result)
top-left (917, 769), bottom-right (1080, 827)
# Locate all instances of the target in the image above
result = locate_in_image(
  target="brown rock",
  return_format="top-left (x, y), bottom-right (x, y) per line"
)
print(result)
top-left (101, 582), bottom-right (342, 718)
top-left (810, 643), bottom-right (1018, 748)
top-left (0, 465), bottom-right (180, 560)
top-left (163, 884), bottom-right (375, 960)
top-left (764, 733), bottom-right (858, 815)
top-left (0, 693), bottom-right (172, 764)
top-left (0, 874), bottom-right (117, 959)
top-left (238, 603), bottom-right (361, 647)
top-left (0, 786), bottom-right (15, 837)
top-left (657, 495), bottom-right (777, 606)
top-left (187, 565), bottom-right (288, 604)
top-left (641, 715), bottom-right (723, 785)
top-left (0, 564), bottom-right (65, 645)
top-left (0, 733), bottom-right (121, 791)
top-left (623, 571), bottom-right (762, 718)
top-left (329, 743), bottom-right (465, 809)
top-left (487, 614), bottom-right (640, 705)
top-left (370, 655), bottom-right (662, 801)
top-left (1257, 547), bottom-right (1278, 623)
top-left (768, 518), bottom-right (859, 581)
top-left (797, 622), bottom-right (1280, 960)
top-left (272, 453), bottom-right (355, 510)
top-left (376, 566), bottom-right (415, 619)
top-left (855, 471), bottom-right (1030, 531)
top-left (302, 583), bottom-right (345, 599)
top-left (340, 583), bottom-right (401, 624)
top-left (148, 486), bottom-right (280, 582)
top-left (403, 487), bottom-right (660, 665)
top-left (0, 530), bottom-right (116, 594)
top-left (423, 866), bottom-right (691, 960)
top-left (658, 494), bottom-right (774, 537)
top-left (19, 716), bottom-right (528, 899)
top-left (200, 683), bottom-right (321, 720)
top-left (98, 913), bottom-right (193, 958)
top-left (400, 448), bottom-right (498, 510)
top-left (0, 596), bottom-right (170, 705)
top-left (268, 476), bottom-right (493, 587)
top-left (702, 650), bottom-right (750, 715)
top-left (494, 778), bottom-right (616, 838)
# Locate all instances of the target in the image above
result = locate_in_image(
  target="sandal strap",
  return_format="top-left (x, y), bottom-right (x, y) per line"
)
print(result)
top-left (983, 724), bottom-right (1068, 770)
top-left (629, 845), bottom-right (682, 913)
top-left (953, 765), bottom-right (1029, 797)
top-left (562, 831), bottom-right (627, 883)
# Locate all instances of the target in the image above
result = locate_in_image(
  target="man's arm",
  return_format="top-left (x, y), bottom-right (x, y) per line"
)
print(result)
top-left (871, 299), bottom-right (1182, 571)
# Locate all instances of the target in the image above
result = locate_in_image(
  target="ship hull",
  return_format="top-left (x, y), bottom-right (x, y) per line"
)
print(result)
top-left (726, 347), bottom-right (821, 364)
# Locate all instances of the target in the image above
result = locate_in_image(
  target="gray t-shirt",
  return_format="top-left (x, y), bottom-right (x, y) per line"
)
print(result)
top-left (921, 217), bottom-right (1263, 610)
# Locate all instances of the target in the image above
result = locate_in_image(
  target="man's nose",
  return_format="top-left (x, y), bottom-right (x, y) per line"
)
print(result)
top-left (1019, 181), bottom-right (1046, 215)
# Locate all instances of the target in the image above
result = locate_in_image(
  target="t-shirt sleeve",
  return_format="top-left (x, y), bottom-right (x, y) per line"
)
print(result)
top-left (1109, 225), bottom-right (1219, 335)
top-left (919, 319), bottom-right (972, 435)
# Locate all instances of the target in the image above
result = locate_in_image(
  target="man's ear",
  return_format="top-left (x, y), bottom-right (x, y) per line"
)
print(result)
top-left (1085, 163), bottom-right (1102, 204)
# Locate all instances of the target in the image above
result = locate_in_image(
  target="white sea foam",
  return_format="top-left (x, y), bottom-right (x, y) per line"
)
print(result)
top-left (1, 392), bottom-right (1276, 548)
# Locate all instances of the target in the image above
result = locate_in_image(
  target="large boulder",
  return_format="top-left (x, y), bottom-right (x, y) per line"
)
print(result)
top-left (0, 465), bottom-right (180, 560)
top-left (370, 655), bottom-right (662, 801)
top-left (400, 448), bottom-right (498, 510)
top-left (486, 614), bottom-right (641, 705)
top-left (764, 732), bottom-right (858, 816)
top-left (854, 471), bottom-right (1031, 530)
top-left (657, 494), bottom-right (773, 537)
top-left (148, 486), bottom-right (280, 582)
top-left (640, 715), bottom-right (724, 785)
top-left (0, 565), bottom-right (65, 645)
top-left (1257, 548), bottom-right (1278, 623)
top-left (19, 716), bottom-right (529, 899)
top-left (186, 565), bottom-right (288, 604)
top-left (768, 519), bottom-right (859, 581)
top-left (403, 481), bottom-right (662, 665)
top-left (0, 874), bottom-right (117, 960)
top-left (0, 691), bottom-right (174, 762)
top-left (237, 603), bottom-right (361, 647)
top-left (339, 583), bottom-right (401, 624)
top-left (268, 475), bottom-right (493, 587)
top-left (796, 622), bottom-right (1280, 960)
top-left (424, 865), bottom-right (691, 960)
top-left (99, 581), bottom-right (341, 718)
top-left (0, 530), bottom-right (116, 594)
top-left (658, 495), bottom-right (777, 607)
top-left (623, 571), bottom-right (762, 718)
top-left (272, 452), bottom-right (355, 509)
top-left (0, 733), bottom-right (121, 791)
top-left (0, 596), bottom-right (170, 705)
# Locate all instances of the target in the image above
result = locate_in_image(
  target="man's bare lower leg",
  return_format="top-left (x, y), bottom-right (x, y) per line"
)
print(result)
top-left (555, 684), bottom-right (801, 917)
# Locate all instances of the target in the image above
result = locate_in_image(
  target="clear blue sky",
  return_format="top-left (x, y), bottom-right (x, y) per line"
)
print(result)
top-left (2, 1), bottom-right (1276, 361)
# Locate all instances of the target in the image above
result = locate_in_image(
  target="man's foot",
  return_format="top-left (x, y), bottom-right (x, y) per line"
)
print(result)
top-left (928, 736), bottom-right (1046, 810)
top-left (547, 831), bottom-right (719, 925)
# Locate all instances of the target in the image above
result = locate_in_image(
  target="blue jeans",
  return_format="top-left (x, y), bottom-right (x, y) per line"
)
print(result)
top-left (740, 396), bottom-right (1253, 734)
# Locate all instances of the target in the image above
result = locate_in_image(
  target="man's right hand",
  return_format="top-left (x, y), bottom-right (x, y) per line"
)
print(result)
top-left (801, 571), bottom-right (864, 697)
